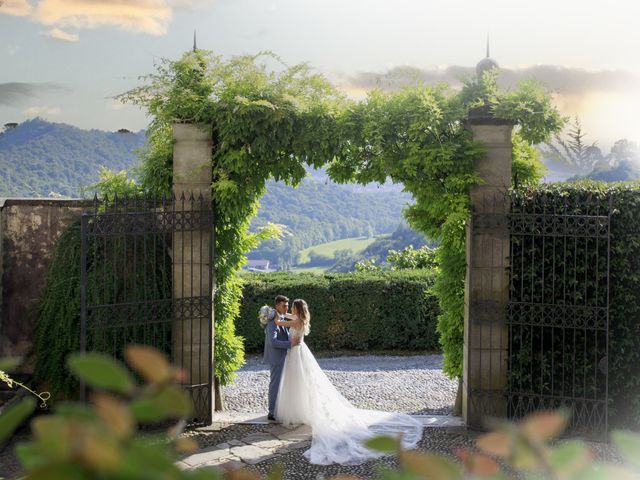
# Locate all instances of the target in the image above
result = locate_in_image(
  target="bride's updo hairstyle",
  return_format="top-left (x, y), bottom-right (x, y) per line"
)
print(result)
top-left (292, 299), bottom-right (311, 335)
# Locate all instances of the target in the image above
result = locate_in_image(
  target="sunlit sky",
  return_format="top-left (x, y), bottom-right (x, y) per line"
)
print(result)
top-left (1, 0), bottom-right (639, 148)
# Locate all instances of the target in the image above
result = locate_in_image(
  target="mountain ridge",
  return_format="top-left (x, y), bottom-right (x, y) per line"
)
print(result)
top-left (0, 119), bottom-right (412, 267)
top-left (0, 118), bottom-right (146, 197)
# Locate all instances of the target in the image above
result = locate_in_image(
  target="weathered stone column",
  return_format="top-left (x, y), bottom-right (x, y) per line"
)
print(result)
top-left (172, 123), bottom-right (213, 416)
top-left (463, 106), bottom-right (515, 429)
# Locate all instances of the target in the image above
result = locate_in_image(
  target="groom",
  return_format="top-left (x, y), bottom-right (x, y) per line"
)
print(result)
top-left (264, 294), bottom-right (299, 421)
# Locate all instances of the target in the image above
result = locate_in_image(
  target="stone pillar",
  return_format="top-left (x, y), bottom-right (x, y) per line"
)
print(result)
top-left (463, 107), bottom-right (515, 429)
top-left (172, 124), bottom-right (213, 407)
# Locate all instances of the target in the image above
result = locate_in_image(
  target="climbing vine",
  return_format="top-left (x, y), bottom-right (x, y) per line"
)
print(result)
top-left (119, 51), bottom-right (348, 390)
top-left (328, 73), bottom-right (562, 377)
top-left (118, 51), bottom-right (563, 386)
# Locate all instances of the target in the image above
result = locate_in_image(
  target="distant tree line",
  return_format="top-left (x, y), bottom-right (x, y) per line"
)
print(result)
top-left (329, 223), bottom-right (435, 272)
top-left (542, 117), bottom-right (640, 182)
top-left (0, 119), bottom-right (145, 197)
top-left (247, 179), bottom-right (411, 268)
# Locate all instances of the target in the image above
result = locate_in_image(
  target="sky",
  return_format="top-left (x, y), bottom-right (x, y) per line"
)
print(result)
top-left (1, 0), bottom-right (640, 149)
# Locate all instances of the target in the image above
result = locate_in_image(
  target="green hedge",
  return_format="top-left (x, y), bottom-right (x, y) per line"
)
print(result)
top-left (510, 182), bottom-right (640, 430)
top-left (237, 270), bottom-right (440, 353)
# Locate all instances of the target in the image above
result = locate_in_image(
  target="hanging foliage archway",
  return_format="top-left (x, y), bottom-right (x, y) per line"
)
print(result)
top-left (116, 50), bottom-right (565, 390)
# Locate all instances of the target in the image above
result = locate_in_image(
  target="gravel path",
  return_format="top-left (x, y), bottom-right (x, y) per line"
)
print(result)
top-left (223, 353), bottom-right (457, 415)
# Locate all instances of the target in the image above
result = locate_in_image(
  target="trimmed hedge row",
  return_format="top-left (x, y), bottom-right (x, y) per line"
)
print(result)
top-left (237, 270), bottom-right (440, 353)
top-left (512, 182), bottom-right (640, 430)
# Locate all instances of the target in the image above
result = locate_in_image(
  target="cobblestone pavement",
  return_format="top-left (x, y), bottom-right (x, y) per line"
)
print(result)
top-left (182, 353), bottom-right (462, 477)
top-left (180, 418), bottom-right (621, 479)
top-left (180, 416), bottom-right (466, 477)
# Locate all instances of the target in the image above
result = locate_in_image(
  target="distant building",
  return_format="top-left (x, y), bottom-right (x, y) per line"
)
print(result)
top-left (245, 259), bottom-right (272, 273)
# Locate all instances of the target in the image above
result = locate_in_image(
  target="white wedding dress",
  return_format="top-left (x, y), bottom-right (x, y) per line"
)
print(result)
top-left (274, 325), bottom-right (423, 465)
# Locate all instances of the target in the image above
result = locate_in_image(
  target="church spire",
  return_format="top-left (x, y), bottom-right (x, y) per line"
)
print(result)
top-left (193, 30), bottom-right (197, 52)
top-left (476, 35), bottom-right (499, 78)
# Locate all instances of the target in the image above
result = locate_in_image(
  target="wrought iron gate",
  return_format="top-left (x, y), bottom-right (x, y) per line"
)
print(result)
top-left (507, 192), bottom-right (612, 437)
top-left (80, 194), bottom-right (214, 425)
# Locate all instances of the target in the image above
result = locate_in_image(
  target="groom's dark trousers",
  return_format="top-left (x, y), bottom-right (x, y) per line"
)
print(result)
top-left (263, 319), bottom-right (291, 417)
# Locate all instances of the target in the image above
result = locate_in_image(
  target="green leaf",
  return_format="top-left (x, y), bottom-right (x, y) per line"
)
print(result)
top-left (67, 353), bottom-right (135, 394)
top-left (130, 386), bottom-right (192, 422)
top-left (25, 463), bottom-right (86, 480)
top-left (54, 402), bottom-right (97, 421)
top-left (0, 398), bottom-right (35, 444)
top-left (15, 443), bottom-right (44, 470)
top-left (401, 451), bottom-right (462, 480)
top-left (0, 357), bottom-right (21, 372)
top-left (129, 398), bottom-right (165, 423)
top-left (612, 430), bottom-right (640, 468)
top-left (573, 465), bottom-right (636, 480)
top-left (119, 439), bottom-right (182, 478)
top-left (549, 440), bottom-right (592, 477)
top-left (364, 435), bottom-right (401, 453)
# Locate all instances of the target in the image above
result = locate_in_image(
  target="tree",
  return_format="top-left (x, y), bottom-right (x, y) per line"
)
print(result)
top-left (608, 139), bottom-right (640, 166)
top-left (1, 122), bottom-right (18, 135)
top-left (567, 138), bottom-right (640, 182)
top-left (387, 245), bottom-right (438, 270)
top-left (334, 248), bottom-right (354, 264)
top-left (543, 116), bottom-right (602, 173)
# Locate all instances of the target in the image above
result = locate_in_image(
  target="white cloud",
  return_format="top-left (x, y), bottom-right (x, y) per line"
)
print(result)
top-left (0, 0), bottom-right (33, 16)
top-left (34, 0), bottom-right (173, 35)
top-left (168, 0), bottom-right (215, 7)
top-left (46, 27), bottom-right (79, 43)
top-left (4, 0), bottom-right (212, 38)
top-left (24, 105), bottom-right (62, 117)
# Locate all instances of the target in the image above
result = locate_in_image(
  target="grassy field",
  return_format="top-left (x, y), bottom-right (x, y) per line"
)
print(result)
top-left (297, 236), bottom-right (379, 264)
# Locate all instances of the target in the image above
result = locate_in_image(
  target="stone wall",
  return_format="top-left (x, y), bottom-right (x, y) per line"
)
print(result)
top-left (0, 198), bottom-right (89, 371)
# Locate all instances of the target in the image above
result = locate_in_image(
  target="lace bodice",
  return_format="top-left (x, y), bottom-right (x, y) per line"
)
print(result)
top-left (289, 325), bottom-right (305, 341)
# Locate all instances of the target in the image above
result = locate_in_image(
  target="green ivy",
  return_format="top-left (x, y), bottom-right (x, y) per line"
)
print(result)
top-left (117, 51), bottom-right (563, 385)
top-left (34, 220), bottom-right (172, 398)
top-left (33, 223), bottom-right (82, 397)
top-left (509, 182), bottom-right (640, 429)
top-left (119, 51), bottom-right (348, 388)
top-left (328, 74), bottom-right (563, 377)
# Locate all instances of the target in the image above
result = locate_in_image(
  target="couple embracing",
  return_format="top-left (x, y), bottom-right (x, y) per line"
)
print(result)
top-left (262, 295), bottom-right (423, 465)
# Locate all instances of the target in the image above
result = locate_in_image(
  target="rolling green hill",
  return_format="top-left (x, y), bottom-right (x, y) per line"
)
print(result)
top-left (0, 119), bottom-right (145, 197)
top-left (248, 178), bottom-right (412, 268)
top-left (0, 119), bottom-right (414, 270)
top-left (298, 236), bottom-right (380, 264)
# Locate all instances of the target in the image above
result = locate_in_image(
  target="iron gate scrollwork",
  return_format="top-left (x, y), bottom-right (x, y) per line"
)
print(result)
top-left (80, 193), bottom-right (214, 425)
top-left (507, 191), bottom-right (611, 437)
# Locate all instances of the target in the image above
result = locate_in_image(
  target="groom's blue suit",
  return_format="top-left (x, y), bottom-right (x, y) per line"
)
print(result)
top-left (263, 313), bottom-right (291, 417)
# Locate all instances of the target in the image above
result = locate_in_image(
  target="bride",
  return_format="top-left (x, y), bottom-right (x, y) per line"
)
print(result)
top-left (273, 299), bottom-right (423, 465)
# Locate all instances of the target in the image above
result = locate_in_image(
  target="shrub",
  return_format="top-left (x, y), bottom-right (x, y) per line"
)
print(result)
top-left (238, 271), bottom-right (440, 353)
